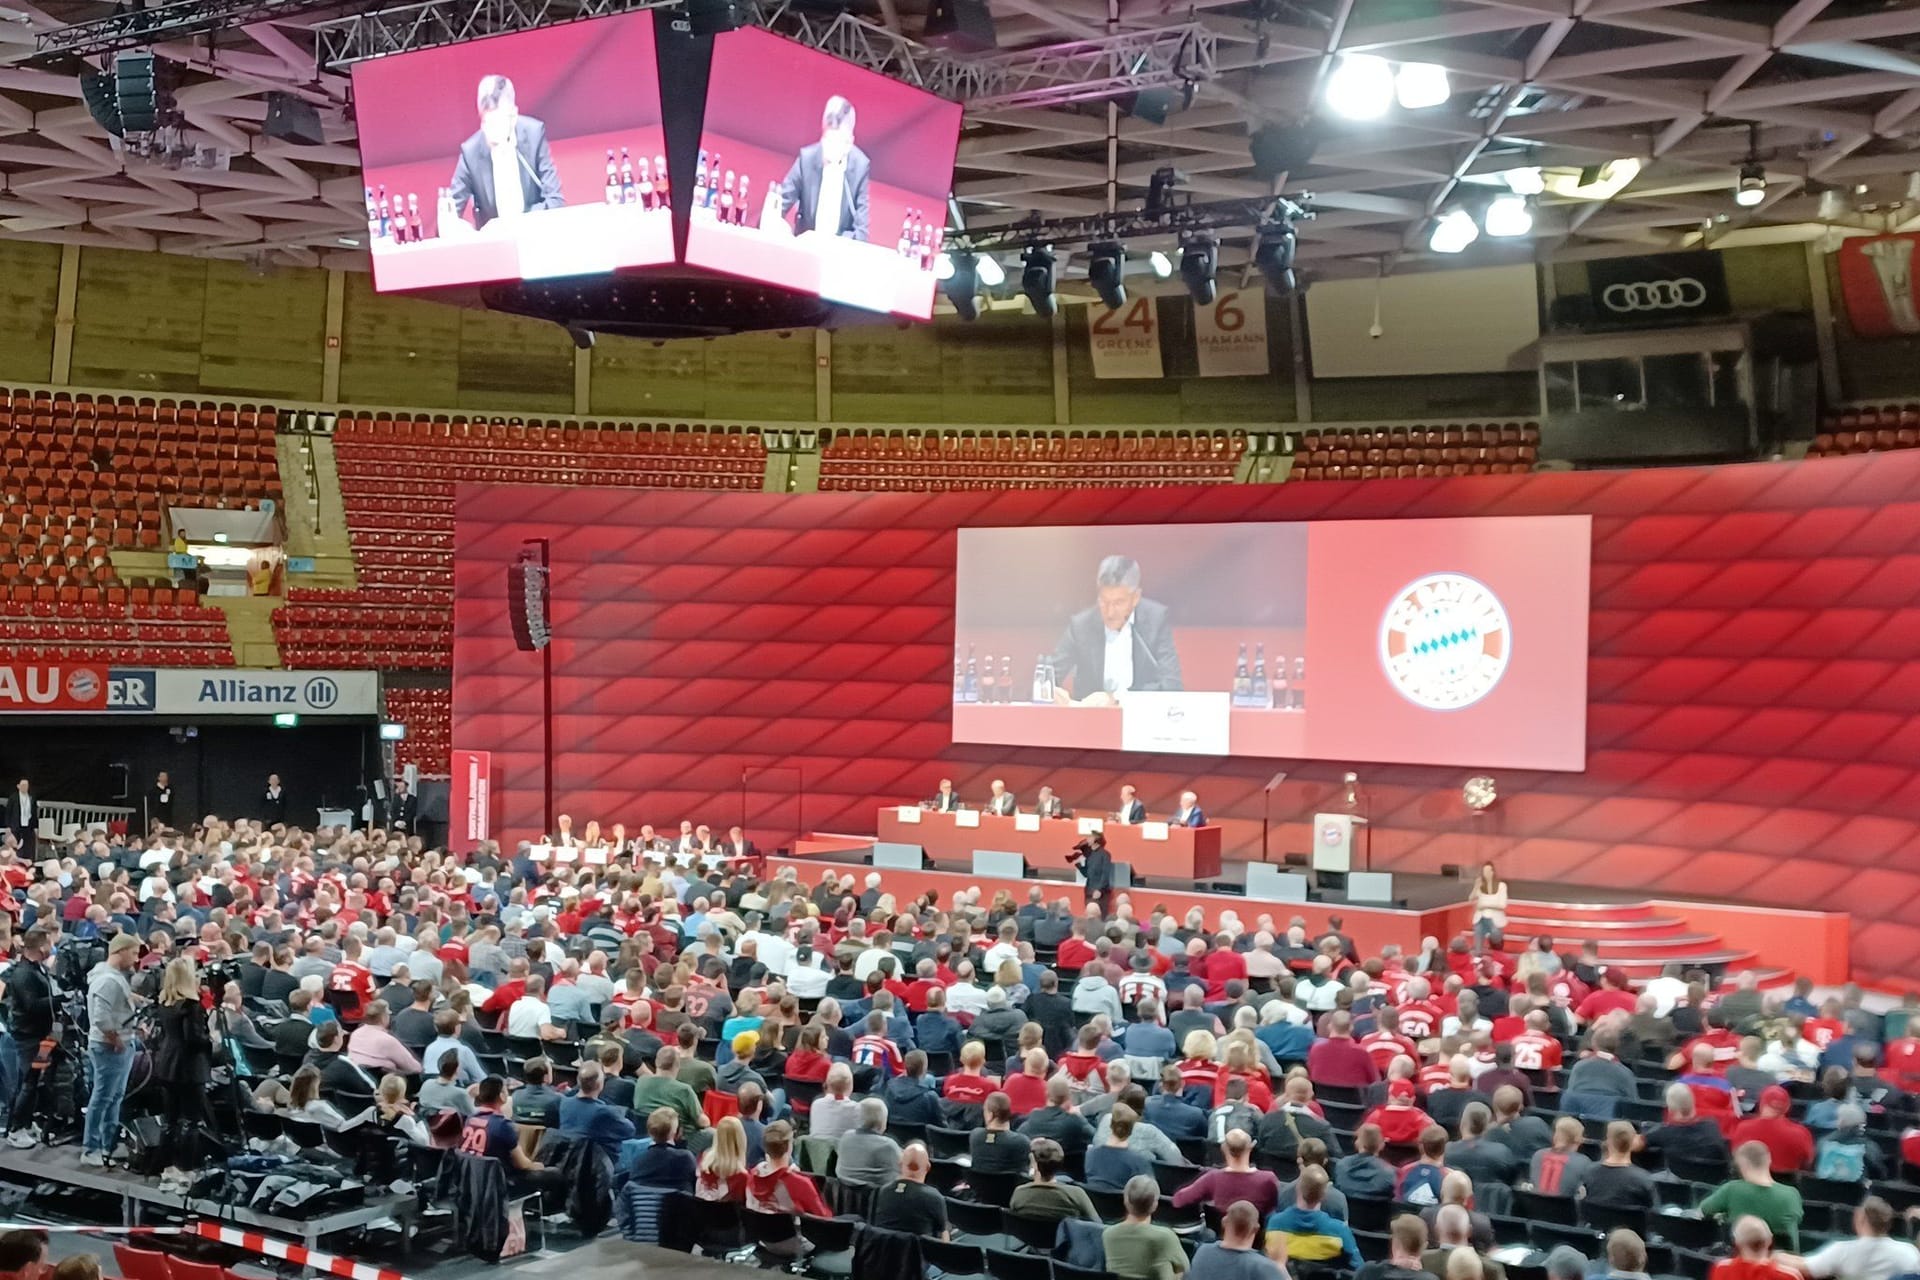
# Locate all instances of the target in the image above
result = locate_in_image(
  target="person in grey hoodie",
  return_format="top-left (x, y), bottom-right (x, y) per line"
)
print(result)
top-left (83, 932), bottom-right (142, 1166)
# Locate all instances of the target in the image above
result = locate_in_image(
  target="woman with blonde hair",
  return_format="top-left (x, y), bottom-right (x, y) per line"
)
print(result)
top-left (698, 1116), bottom-right (750, 1201)
top-left (994, 959), bottom-right (1030, 1007)
top-left (152, 956), bottom-right (215, 1189)
top-left (1178, 1029), bottom-right (1221, 1098)
top-left (377, 1073), bottom-right (429, 1144)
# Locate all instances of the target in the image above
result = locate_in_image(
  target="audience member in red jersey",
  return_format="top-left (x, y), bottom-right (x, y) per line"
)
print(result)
top-left (1363, 1078), bottom-right (1434, 1145)
top-left (1398, 978), bottom-right (1446, 1040)
top-left (1202, 934), bottom-right (1247, 1000)
top-left (1672, 1013), bottom-right (1744, 1072)
top-left (1308, 1011), bottom-right (1381, 1089)
top-left (1575, 970), bottom-right (1638, 1024)
top-left (1510, 1010), bottom-right (1564, 1072)
top-left (1882, 1033), bottom-right (1920, 1093)
top-left (1213, 1039), bottom-right (1273, 1111)
top-left (1710, 1215), bottom-right (1799, 1280)
top-left (1003, 1048), bottom-right (1050, 1116)
top-left (1361, 1008), bottom-right (1420, 1073)
top-left (1055, 923), bottom-right (1096, 973)
top-left (1730, 1086), bottom-right (1814, 1174)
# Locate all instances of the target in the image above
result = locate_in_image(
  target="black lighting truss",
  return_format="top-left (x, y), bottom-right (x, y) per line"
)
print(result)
top-left (37, 0), bottom-right (351, 57)
top-left (956, 194), bottom-right (1312, 256)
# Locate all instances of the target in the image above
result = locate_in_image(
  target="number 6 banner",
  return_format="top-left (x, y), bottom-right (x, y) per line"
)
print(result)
top-left (1087, 298), bottom-right (1165, 379)
top-left (1193, 291), bottom-right (1270, 377)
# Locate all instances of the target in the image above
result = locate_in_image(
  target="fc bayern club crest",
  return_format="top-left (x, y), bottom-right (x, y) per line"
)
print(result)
top-left (1379, 573), bottom-right (1511, 710)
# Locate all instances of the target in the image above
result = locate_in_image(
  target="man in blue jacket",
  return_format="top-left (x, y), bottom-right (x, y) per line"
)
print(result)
top-left (1266, 1166), bottom-right (1363, 1269)
top-left (559, 1061), bottom-right (635, 1162)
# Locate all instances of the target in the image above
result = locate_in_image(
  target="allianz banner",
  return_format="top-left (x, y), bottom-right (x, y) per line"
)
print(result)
top-left (0, 668), bottom-right (381, 716)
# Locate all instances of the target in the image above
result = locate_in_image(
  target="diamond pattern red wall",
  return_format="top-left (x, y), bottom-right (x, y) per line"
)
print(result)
top-left (453, 453), bottom-right (1920, 982)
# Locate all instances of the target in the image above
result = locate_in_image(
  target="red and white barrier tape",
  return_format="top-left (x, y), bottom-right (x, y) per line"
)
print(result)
top-left (190, 1222), bottom-right (412, 1280)
top-left (0, 1220), bottom-right (417, 1280)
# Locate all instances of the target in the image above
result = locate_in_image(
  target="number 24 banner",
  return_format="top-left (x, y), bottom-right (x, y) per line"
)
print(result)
top-left (1193, 291), bottom-right (1270, 377)
top-left (1087, 298), bottom-right (1164, 379)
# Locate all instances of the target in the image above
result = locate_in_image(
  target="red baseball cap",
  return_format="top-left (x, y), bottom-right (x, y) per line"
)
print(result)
top-left (1389, 1079), bottom-right (1417, 1101)
top-left (1760, 1085), bottom-right (1791, 1112)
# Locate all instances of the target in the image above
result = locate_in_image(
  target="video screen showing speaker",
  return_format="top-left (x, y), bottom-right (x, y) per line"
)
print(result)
top-left (953, 515), bottom-right (1592, 770)
top-left (682, 26), bottom-right (963, 320)
top-left (350, 12), bottom-right (672, 293)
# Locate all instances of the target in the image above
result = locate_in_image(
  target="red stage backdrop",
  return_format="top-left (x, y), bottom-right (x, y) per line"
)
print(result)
top-left (453, 452), bottom-right (1920, 981)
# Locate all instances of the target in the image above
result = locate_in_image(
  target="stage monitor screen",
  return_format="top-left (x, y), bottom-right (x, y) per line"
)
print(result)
top-left (953, 515), bottom-right (1591, 770)
top-left (351, 12), bottom-right (673, 293)
top-left (683, 25), bottom-right (963, 320)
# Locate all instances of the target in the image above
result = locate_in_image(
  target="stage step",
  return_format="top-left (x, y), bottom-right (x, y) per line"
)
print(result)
top-left (1500, 932), bottom-right (1723, 956)
top-left (1506, 900), bottom-right (1661, 923)
top-left (1500, 916), bottom-right (1694, 939)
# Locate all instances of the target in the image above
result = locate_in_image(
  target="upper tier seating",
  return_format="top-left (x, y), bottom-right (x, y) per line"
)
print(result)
top-left (0, 388), bottom-right (277, 665)
top-left (1288, 420), bottom-right (1539, 481)
top-left (818, 429), bottom-right (1245, 490)
top-left (1811, 403), bottom-right (1920, 455)
top-left (274, 415), bottom-right (766, 670)
top-left (384, 685), bottom-right (451, 774)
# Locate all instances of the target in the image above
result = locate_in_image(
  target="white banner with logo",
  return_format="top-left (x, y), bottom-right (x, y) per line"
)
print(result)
top-left (1193, 291), bottom-right (1270, 377)
top-left (150, 669), bottom-right (379, 716)
top-left (1087, 298), bottom-right (1165, 378)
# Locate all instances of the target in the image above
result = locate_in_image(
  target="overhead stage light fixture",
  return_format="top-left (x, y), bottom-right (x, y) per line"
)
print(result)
top-left (1147, 249), bottom-right (1172, 280)
top-left (944, 253), bottom-right (981, 321)
top-left (1394, 62), bottom-right (1450, 110)
top-left (1021, 244), bottom-right (1056, 317)
top-left (1429, 208), bottom-right (1479, 254)
top-left (1735, 162), bottom-right (1766, 208)
top-left (1088, 241), bottom-right (1127, 309)
top-left (1179, 237), bottom-right (1216, 304)
top-left (1484, 194), bottom-right (1532, 237)
top-left (1253, 225), bottom-right (1296, 293)
top-left (975, 253), bottom-right (1006, 288)
top-left (1325, 54), bottom-right (1394, 120)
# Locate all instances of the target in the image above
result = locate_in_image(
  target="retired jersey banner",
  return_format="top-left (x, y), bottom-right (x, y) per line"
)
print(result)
top-left (1836, 234), bottom-right (1920, 338)
top-left (1193, 291), bottom-right (1270, 377)
top-left (1087, 298), bottom-right (1164, 379)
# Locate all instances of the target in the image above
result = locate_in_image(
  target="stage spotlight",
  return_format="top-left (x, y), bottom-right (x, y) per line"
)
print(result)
top-left (1254, 226), bottom-right (1296, 292)
top-left (934, 251), bottom-right (956, 281)
top-left (1179, 238), bottom-right (1216, 305)
top-left (1394, 62), bottom-right (1450, 110)
top-left (1325, 53), bottom-right (1394, 120)
top-left (975, 253), bottom-right (1005, 288)
top-left (944, 254), bottom-right (980, 321)
top-left (1429, 208), bottom-right (1479, 253)
top-left (1146, 166), bottom-right (1179, 213)
top-left (1735, 161), bottom-right (1766, 208)
top-left (1021, 244), bottom-right (1056, 317)
top-left (1484, 193), bottom-right (1532, 237)
top-left (1088, 241), bottom-right (1127, 309)
top-left (1147, 249), bottom-right (1172, 279)
top-left (1502, 166), bottom-right (1544, 196)
top-left (684, 0), bottom-right (750, 35)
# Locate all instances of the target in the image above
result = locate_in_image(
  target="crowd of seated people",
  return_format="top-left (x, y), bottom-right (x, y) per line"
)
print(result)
top-left (9, 817), bottom-right (1920, 1280)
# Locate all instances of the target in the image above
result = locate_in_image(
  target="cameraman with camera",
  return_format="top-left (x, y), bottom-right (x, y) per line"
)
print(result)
top-left (1067, 832), bottom-right (1115, 916)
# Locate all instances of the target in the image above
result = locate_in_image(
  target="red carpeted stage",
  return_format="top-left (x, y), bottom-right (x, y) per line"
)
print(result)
top-left (772, 831), bottom-right (1851, 986)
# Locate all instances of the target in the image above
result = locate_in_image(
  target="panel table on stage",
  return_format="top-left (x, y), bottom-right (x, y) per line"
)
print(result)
top-left (875, 806), bottom-right (1222, 880)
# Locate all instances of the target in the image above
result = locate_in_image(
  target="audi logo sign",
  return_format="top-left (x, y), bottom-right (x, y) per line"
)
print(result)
top-left (1600, 278), bottom-right (1710, 313)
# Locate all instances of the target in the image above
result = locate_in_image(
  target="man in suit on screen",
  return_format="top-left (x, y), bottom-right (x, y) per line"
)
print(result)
top-left (1049, 555), bottom-right (1183, 704)
top-left (448, 75), bottom-right (564, 231)
top-left (779, 95), bottom-right (870, 241)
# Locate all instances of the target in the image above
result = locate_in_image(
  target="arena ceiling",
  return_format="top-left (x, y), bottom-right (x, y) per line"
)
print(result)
top-left (1, 0), bottom-right (1919, 286)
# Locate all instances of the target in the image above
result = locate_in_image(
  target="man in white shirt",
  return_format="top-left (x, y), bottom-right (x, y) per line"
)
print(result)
top-left (1642, 963), bottom-right (1690, 1018)
top-left (1114, 784), bottom-right (1146, 824)
top-left (506, 974), bottom-right (564, 1040)
top-left (744, 920), bottom-right (795, 977)
top-left (853, 933), bottom-right (896, 983)
top-left (1790, 1197), bottom-right (1920, 1280)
